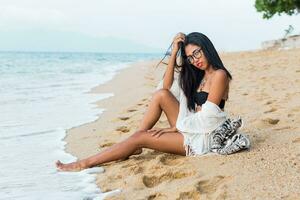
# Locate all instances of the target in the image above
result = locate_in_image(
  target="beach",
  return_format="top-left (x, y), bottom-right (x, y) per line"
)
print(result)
top-left (0, 52), bottom-right (159, 199)
top-left (65, 49), bottom-right (300, 200)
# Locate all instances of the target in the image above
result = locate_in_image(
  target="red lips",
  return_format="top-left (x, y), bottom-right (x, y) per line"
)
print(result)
top-left (196, 61), bottom-right (203, 67)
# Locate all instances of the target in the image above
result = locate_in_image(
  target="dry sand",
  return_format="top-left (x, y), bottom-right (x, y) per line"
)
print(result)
top-left (65, 49), bottom-right (300, 200)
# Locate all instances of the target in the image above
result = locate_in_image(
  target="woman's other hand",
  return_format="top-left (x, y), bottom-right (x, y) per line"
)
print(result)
top-left (147, 127), bottom-right (177, 138)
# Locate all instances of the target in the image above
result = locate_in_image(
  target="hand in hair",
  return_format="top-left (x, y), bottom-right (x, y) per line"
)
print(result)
top-left (171, 32), bottom-right (185, 55)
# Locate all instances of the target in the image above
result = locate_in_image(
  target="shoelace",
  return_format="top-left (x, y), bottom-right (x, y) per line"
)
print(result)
top-left (217, 134), bottom-right (250, 155)
top-left (210, 117), bottom-right (243, 151)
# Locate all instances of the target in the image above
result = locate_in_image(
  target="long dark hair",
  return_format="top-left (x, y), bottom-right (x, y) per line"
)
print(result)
top-left (178, 32), bottom-right (232, 111)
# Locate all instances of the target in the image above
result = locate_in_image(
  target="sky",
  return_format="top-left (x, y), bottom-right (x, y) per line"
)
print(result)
top-left (0, 0), bottom-right (299, 52)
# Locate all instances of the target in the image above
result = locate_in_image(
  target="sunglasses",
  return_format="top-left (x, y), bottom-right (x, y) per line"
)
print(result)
top-left (186, 48), bottom-right (203, 64)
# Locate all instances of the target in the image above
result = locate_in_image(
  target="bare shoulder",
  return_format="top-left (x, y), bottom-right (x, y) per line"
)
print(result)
top-left (207, 69), bottom-right (229, 104)
top-left (212, 69), bottom-right (229, 83)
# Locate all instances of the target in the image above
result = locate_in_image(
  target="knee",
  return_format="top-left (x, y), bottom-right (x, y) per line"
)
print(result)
top-left (130, 130), bottom-right (148, 147)
top-left (152, 89), bottom-right (171, 102)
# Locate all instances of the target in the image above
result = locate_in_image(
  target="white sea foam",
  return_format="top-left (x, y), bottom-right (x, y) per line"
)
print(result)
top-left (0, 52), bottom-right (159, 199)
top-left (81, 167), bottom-right (105, 174)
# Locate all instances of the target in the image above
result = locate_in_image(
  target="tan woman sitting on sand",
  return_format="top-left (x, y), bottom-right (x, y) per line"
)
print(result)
top-left (56, 32), bottom-right (250, 171)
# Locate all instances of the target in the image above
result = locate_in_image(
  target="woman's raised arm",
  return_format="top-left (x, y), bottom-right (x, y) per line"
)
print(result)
top-left (163, 33), bottom-right (185, 89)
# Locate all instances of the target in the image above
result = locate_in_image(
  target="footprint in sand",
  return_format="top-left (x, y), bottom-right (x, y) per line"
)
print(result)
top-left (127, 109), bottom-right (137, 112)
top-left (99, 142), bottom-right (115, 148)
top-left (292, 138), bottom-right (300, 143)
top-left (273, 126), bottom-right (291, 131)
top-left (264, 108), bottom-right (277, 113)
top-left (175, 176), bottom-right (230, 200)
top-left (118, 116), bottom-right (130, 121)
top-left (142, 171), bottom-right (191, 188)
top-left (147, 193), bottom-right (167, 200)
top-left (195, 176), bottom-right (230, 199)
top-left (159, 154), bottom-right (184, 166)
top-left (116, 126), bottom-right (130, 133)
top-left (254, 135), bottom-right (267, 144)
top-left (264, 100), bottom-right (274, 105)
top-left (291, 107), bottom-right (300, 112)
top-left (176, 190), bottom-right (200, 200)
top-left (262, 118), bottom-right (280, 125)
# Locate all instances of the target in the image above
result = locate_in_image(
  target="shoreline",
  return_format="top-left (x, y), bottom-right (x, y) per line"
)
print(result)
top-left (64, 59), bottom-right (163, 199)
top-left (65, 59), bottom-right (162, 159)
top-left (65, 49), bottom-right (300, 200)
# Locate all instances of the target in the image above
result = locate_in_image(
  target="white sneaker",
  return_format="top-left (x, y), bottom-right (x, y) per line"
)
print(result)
top-left (210, 117), bottom-right (243, 152)
top-left (217, 133), bottom-right (250, 155)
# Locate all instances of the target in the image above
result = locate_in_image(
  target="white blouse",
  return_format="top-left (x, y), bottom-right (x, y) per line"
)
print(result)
top-left (156, 77), bottom-right (227, 156)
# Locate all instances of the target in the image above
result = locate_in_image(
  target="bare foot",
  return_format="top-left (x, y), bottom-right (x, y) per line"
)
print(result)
top-left (56, 160), bottom-right (86, 172)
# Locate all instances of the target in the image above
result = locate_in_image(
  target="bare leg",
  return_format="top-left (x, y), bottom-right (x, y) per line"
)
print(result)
top-left (135, 89), bottom-right (179, 155)
top-left (56, 89), bottom-right (181, 171)
top-left (138, 89), bottom-right (179, 130)
top-left (56, 130), bottom-right (185, 171)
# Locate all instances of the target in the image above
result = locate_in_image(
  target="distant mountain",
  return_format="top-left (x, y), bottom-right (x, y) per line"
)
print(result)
top-left (0, 30), bottom-right (163, 53)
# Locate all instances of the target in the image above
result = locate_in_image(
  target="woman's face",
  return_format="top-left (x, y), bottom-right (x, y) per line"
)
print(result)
top-left (185, 44), bottom-right (209, 70)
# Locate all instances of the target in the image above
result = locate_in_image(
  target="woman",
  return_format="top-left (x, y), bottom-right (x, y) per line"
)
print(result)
top-left (56, 32), bottom-right (247, 171)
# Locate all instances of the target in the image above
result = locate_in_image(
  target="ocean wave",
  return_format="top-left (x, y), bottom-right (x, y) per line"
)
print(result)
top-left (0, 129), bottom-right (60, 140)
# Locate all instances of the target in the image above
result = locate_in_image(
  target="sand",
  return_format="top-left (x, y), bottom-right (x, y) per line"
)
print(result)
top-left (65, 48), bottom-right (300, 200)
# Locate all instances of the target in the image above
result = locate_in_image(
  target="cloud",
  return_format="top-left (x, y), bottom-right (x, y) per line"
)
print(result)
top-left (0, 5), bottom-right (68, 30)
top-left (0, 0), bottom-right (299, 52)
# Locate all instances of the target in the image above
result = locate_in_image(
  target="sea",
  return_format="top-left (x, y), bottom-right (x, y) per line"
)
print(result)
top-left (0, 52), bottom-right (160, 200)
